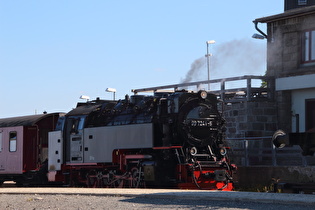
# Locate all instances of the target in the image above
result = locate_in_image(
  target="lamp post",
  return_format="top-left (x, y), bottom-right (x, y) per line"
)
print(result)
top-left (206, 40), bottom-right (215, 90)
top-left (106, 88), bottom-right (116, 100)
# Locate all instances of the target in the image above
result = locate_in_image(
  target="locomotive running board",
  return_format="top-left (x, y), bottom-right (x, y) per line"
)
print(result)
top-left (152, 146), bottom-right (182, 150)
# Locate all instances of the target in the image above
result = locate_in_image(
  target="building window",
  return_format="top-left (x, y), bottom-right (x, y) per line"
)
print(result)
top-left (9, 131), bottom-right (17, 152)
top-left (302, 30), bottom-right (315, 63)
top-left (298, 0), bottom-right (307, 5)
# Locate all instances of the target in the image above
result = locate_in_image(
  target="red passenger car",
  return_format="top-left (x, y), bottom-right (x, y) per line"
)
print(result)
top-left (0, 113), bottom-right (62, 185)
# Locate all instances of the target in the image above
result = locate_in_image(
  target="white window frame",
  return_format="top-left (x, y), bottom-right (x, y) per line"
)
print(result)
top-left (9, 131), bottom-right (17, 152)
top-left (302, 30), bottom-right (315, 63)
top-left (298, 0), bottom-right (307, 5)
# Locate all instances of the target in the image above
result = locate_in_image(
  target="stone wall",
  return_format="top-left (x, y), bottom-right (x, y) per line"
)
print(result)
top-left (223, 101), bottom-right (277, 139)
top-left (267, 14), bottom-right (315, 78)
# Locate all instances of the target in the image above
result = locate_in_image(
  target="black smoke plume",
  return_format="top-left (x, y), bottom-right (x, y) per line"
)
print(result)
top-left (181, 38), bottom-right (266, 83)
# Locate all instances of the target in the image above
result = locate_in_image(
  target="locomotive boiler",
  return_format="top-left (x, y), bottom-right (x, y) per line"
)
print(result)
top-left (48, 90), bottom-right (236, 190)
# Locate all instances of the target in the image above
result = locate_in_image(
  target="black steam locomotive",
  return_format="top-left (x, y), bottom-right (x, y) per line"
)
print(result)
top-left (0, 90), bottom-right (236, 190)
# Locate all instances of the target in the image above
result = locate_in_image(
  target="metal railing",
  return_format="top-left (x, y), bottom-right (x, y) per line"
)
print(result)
top-left (225, 137), bottom-right (315, 167)
top-left (132, 75), bottom-right (275, 102)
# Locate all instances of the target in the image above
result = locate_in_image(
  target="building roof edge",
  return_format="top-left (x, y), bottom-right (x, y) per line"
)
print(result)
top-left (255, 5), bottom-right (315, 23)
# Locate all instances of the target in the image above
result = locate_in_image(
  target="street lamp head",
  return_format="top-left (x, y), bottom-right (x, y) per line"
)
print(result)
top-left (252, 33), bottom-right (265, 40)
top-left (106, 88), bottom-right (116, 93)
top-left (206, 40), bottom-right (216, 44)
top-left (80, 95), bottom-right (90, 101)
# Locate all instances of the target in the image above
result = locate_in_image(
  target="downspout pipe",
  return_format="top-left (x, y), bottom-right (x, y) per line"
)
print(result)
top-left (253, 21), bottom-right (268, 39)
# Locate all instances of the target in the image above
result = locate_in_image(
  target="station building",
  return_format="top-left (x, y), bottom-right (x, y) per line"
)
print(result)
top-left (227, 0), bottom-right (315, 190)
top-left (254, 0), bottom-right (315, 134)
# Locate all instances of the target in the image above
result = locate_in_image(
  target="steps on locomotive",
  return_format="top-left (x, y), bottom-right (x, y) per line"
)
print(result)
top-left (196, 161), bottom-right (224, 168)
top-left (193, 154), bottom-right (211, 157)
top-left (192, 153), bottom-right (223, 167)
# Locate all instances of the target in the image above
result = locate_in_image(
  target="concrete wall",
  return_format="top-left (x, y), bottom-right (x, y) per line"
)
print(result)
top-left (235, 166), bottom-right (315, 191)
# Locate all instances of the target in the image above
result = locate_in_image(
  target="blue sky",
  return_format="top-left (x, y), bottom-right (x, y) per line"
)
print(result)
top-left (0, 0), bottom-right (283, 118)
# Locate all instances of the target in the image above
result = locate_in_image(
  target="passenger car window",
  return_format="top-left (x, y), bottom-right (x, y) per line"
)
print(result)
top-left (9, 131), bottom-right (17, 152)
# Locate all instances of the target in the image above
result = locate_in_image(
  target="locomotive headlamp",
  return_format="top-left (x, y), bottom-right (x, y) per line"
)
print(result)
top-left (199, 90), bottom-right (207, 99)
top-left (219, 147), bottom-right (227, 156)
top-left (190, 147), bottom-right (198, 156)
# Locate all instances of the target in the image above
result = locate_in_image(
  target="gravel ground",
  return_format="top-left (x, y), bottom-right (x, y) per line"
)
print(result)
top-left (0, 194), bottom-right (312, 210)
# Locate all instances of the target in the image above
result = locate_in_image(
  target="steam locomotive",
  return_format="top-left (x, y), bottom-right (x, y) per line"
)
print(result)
top-left (0, 90), bottom-right (236, 190)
